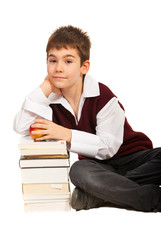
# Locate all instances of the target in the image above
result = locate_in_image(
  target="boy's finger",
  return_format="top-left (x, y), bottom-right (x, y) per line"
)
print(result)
top-left (35, 135), bottom-right (49, 141)
top-left (31, 123), bottom-right (45, 129)
top-left (31, 130), bottom-right (46, 135)
top-left (34, 119), bottom-right (49, 124)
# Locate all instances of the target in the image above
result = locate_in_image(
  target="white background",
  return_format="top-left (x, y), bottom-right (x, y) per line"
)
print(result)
top-left (0, 0), bottom-right (161, 239)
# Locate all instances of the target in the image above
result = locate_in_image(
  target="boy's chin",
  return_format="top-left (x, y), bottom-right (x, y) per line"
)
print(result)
top-left (53, 82), bottom-right (66, 89)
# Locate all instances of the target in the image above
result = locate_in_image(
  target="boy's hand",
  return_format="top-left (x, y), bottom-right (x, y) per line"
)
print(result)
top-left (40, 76), bottom-right (62, 97)
top-left (30, 119), bottom-right (72, 143)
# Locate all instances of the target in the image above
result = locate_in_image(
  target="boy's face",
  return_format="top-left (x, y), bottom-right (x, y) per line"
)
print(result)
top-left (47, 47), bottom-right (89, 92)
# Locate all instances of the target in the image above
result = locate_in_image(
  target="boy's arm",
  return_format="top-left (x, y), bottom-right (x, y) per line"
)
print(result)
top-left (30, 119), bottom-right (72, 143)
top-left (13, 76), bottom-right (61, 135)
top-left (13, 87), bottom-right (51, 135)
top-left (70, 98), bottom-right (125, 160)
top-left (40, 76), bottom-right (62, 97)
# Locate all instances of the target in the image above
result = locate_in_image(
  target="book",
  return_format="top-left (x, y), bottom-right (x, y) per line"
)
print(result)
top-left (19, 135), bottom-right (67, 148)
top-left (18, 135), bottom-right (71, 212)
top-left (21, 167), bottom-right (69, 183)
top-left (19, 157), bottom-right (70, 168)
top-left (24, 199), bottom-right (71, 212)
top-left (18, 135), bottom-right (68, 157)
top-left (23, 154), bottom-right (68, 159)
top-left (22, 182), bottom-right (70, 200)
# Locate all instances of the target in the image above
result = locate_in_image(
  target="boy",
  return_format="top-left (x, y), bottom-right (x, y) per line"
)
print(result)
top-left (14, 25), bottom-right (161, 212)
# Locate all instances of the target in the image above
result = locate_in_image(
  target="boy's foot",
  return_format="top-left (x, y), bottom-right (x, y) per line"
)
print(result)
top-left (70, 187), bottom-right (105, 211)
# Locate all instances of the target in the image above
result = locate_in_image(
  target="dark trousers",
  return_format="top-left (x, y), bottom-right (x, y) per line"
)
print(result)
top-left (69, 148), bottom-right (161, 212)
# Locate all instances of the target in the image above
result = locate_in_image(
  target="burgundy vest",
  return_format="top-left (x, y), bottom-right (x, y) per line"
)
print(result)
top-left (50, 83), bottom-right (153, 159)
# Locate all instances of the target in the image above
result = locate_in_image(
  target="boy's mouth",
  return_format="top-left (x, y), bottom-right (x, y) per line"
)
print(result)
top-left (53, 76), bottom-right (66, 79)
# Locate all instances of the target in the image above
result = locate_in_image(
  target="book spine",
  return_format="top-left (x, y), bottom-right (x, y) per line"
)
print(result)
top-left (21, 168), bottom-right (69, 183)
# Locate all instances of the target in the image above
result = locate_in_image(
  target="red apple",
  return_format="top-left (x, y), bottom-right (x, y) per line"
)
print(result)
top-left (29, 123), bottom-right (44, 140)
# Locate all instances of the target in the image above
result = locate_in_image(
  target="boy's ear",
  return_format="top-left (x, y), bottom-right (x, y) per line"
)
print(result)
top-left (81, 60), bottom-right (90, 74)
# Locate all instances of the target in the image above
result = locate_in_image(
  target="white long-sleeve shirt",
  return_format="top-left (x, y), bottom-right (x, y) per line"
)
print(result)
top-left (13, 74), bottom-right (125, 160)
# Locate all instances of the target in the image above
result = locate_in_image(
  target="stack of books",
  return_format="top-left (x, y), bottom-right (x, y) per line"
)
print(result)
top-left (18, 136), bottom-right (71, 212)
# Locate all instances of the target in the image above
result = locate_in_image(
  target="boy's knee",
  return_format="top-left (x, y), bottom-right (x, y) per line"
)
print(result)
top-left (69, 159), bottom-right (98, 187)
top-left (69, 160), bottom-right (85, 185)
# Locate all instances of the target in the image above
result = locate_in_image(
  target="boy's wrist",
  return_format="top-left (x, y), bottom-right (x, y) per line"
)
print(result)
top-left (40, 81), bottom-right (52, 98)
top-left (64, 128), bottom-right (72, 144)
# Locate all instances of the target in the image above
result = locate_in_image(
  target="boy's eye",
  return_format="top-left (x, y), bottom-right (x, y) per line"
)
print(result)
top-left (48, 57), bottom-right (56, 63)
top-left (49, 59), bottom-right (56, 63)
top-left (66, 60), bottom-right (72, 64)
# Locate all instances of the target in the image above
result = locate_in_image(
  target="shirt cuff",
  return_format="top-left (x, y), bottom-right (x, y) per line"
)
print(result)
top-left (70, 129), bottom-right (100, 158)
top-left (22, 87), bottom-right (52, 120)
top-left (25, 87), bottom-right (51, 106)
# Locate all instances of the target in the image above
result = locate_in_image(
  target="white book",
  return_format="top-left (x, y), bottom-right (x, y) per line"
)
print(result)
top-left (24, 199), bottom-right (71, 212)
top-left (20, 148), bottom-right (67, 156)
top-left (22, 183), bottom-right (71, 200)
top-left (18, 136), bottom-right (68, 156)
top-left (19, 157), bottom-right (70, 168)
top-left (19, 135), bottom-right (67, 149)
top-left (21, 167), bottom-right (69, 183)
top-left (24, 194), bottom-right (71, 200)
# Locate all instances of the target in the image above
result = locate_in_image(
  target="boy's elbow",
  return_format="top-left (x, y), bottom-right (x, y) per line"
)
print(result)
top-left (13, 125), bottom-right (27, 135)
top-left (96, 137), bottom-right (123, 160)
top-left (13, 119), bottom-right (29, 135)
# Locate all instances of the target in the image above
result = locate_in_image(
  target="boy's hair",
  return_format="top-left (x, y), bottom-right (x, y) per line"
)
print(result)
top-left (46, 25), bottom-right (91, 65)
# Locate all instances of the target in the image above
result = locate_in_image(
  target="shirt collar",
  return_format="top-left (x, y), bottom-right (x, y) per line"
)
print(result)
top-left (48, 73), bottom-right (100, 104)
top-left (83, 74), bottom-right (100, 98)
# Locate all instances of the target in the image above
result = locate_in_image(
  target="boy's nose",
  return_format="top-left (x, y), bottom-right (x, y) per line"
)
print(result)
top-left (56, 62), bottom-right (64, 72)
